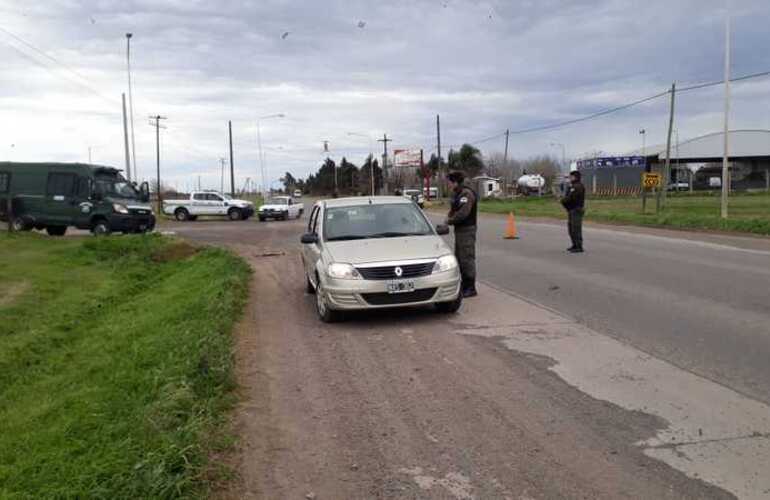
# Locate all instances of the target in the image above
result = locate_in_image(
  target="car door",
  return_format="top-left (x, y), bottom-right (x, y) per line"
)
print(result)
top-left (208, 194), bottom-right (227, 215)
top-left (303, 204), bottom-right (322, 281)
top-left (191, 193), bottom-right (208, 215)
top-left (72, 176), bottom-right (94, 228)
top-left (45, 172), bottom-right (79, 225)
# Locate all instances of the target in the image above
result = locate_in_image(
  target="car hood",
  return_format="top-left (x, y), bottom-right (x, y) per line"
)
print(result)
top-left (259, 204), bottom-right (288, 210)
top-left (326, 235), bottom-right (450, 265)
top-left (229, 198), bottom-right (252, 205)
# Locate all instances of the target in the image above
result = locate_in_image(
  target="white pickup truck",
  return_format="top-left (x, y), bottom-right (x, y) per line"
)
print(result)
top-left (258, 196), bottom-right (303, 221)
top-left (162, 191), bottom-right (255, 221)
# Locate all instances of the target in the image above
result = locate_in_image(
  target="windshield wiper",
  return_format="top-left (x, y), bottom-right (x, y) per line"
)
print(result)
top-left (368, 231), bottom-right (428, 238)
top-left (326, 235), bottom-right (368, 241)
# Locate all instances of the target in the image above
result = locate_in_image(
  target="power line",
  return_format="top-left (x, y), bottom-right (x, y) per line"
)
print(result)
top-left (678, 69), bottom-right (770, 93)
top-left (0, 25), bottom-right (119, 107)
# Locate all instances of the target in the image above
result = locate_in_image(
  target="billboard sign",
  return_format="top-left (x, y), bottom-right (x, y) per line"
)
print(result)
top-left (577, 156), bottom-right (646, 169)
top-left (393, 149), bottom-right (422, 167)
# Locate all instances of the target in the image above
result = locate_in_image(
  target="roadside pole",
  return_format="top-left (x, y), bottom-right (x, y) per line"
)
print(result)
top-left (150, 115), bottom-right (167, 214)
top-left (721, 10), bottom-right (731, 219)
top-left (6, 198), bottom-right (13, 233)
top-left (229, 121), bottom-right (235, 197)
top-left (436, 115), bottom-right (443, 197)
top-left (378, 134), bottom-right (391, 195)
top-left (121, 93), bottom-right (131, 181)
top-left (766, 169), bottom-right (769, 192)
top-left (660, 82), bottom-right (676, 211)
top-left (613, 173), bottom-right (617, 196)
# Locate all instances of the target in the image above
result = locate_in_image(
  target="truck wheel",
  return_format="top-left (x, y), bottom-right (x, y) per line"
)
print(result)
top-left (258, 216), bottom-right (266, 222)
top-left (175, 208), bottom-right (190, 222)
top-left (228, 208), bottom-right (242, 221)
top-left (91, 219), bottom-right (111, 236)
top-left (11, 216), bottom-right (32, 232)
top-left (45, 226), bottom-right (67, 237)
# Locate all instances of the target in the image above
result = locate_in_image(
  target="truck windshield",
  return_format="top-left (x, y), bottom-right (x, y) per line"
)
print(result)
top-left (96, 179), bottom-right (140, 200)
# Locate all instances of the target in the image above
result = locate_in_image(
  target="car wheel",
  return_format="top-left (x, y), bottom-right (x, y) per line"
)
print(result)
top-left (306, 273), bottom-right (316, 294)
top-left (435, 291), bottom-right (463, 314)
top-left (11, 216), bottom-right (32, 232)
top-left (315, 280), bottom-right (341, 323)
top-left (175, 208), bottom-right (190, 221)
top-left (45, 226), bottom-right (67, 236)
top-left (228, 208), bottom-right (242, 221)
top-left (258, 216), bottom-right (266, 222)
top-left (91, 219), bottom-right (111, 236)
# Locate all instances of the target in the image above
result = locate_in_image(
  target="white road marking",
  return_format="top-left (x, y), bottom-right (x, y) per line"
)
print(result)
top-left (454, 284), bottom-right (770, 500)
top-left (399, 467), bottom-right (475, 499)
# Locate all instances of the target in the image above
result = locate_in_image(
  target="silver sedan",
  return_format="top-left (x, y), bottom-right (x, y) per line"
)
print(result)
top-left (300, 197), bottom-right (462, 322)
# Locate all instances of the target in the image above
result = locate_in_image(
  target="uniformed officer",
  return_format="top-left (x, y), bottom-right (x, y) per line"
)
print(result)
top-left (560, 170), bottom-right (586, 253)
top-left (446, 171), bottom-right (478, 297)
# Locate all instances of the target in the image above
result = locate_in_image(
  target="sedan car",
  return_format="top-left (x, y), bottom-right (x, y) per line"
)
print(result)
top-left (300, 197), bottom-right (462, 322)
top-left (258, 196), bottom-right (303, 221)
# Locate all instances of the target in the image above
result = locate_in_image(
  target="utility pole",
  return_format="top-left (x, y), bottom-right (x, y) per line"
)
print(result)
top-left (228, 121), bottom-right (235, 196)
top-left (378, 133), bottom-right (392, 194)
top-left (149, 115), bottom-right (167, 214)
top-left (436, 115), bottom-right (443, 196)
top-left (122, 93), bottom-right (131, 179)
top-left (126, 33), bottom-right (137, 182)
top-left (660, 82), bottom-right (677, 210)
top-left (721, 7), bottom-right (731, 219)
top-left (219, 157), bottom-right (227, 193)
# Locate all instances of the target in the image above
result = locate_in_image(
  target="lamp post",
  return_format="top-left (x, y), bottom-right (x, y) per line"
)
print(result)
top-left (639, 128), bottom-right (646, 157)
top-left (347, 132), bottom-right (375, 195)
top-left (549, 142), bottom-right (566, 171)
top-left (125, 33), bottom-right (136, 182)
top-left (256, 113), bottom-right (285, 195)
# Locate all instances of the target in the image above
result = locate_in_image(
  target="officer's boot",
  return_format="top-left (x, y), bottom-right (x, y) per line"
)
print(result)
top-left (462, 280), bottom-right (478, 298)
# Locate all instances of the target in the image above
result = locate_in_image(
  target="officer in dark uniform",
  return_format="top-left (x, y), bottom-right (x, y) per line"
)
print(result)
top-left (560, 170), bottom-right (586, 253)
top-left (446, 171), bottom-right (478, 297)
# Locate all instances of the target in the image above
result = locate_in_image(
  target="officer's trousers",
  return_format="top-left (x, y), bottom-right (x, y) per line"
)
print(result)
top-left (568, 209), bottom-right (584, 249)
top-left (454, 225), bottom-right (477, 289)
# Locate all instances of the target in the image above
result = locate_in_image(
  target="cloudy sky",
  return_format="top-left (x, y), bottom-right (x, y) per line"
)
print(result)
top-left (1, 0), bottom-right (769, 191)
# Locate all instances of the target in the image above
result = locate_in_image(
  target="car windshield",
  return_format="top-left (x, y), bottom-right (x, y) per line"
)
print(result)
top-left (267, 198), bottom-right (288, 205)
top-left (324, 203), bottom-right (433, 241)
top-left (95, 178), bottom-right (140, 200)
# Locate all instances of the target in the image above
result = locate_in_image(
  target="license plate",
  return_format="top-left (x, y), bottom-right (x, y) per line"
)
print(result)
top-left (387, 280), bottom-right (415, 294)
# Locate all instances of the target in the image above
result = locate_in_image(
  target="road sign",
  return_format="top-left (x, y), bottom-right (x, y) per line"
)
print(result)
top-left (643, 172), bottom-right (662, 189)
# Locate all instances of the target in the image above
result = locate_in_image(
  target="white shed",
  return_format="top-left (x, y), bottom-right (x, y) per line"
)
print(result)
top-left (473, 176), bottom-right (503, 198)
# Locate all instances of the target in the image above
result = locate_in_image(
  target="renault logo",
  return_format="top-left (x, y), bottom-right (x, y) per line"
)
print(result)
top-left (394, 266), bottom-right (403, 277)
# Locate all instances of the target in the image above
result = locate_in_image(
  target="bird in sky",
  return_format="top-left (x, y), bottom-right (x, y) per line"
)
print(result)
top-left (357, 21), bottom-right (366, 28)
top-left (281, 31), bottom-right (289, 39)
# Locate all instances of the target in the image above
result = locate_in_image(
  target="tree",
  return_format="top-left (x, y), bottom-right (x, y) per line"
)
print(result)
top-left (358, 155), bottom-right (383, 195)
top-left (447, 144), bottom-right (484, 179)
top-left (281, 171), bottom-right (297, 192)
top-left (338, 157), bottom-right (359, 195)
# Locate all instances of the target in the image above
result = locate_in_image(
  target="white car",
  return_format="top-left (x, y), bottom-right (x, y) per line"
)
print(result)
top-left (162, 191), bottom-right (255, 221)
top-left (402, 189), bottom-right (426, 208)
top-left (300, 196), bottom-right (462, 322)
top-left (258, 196), bottom-right (303, 221)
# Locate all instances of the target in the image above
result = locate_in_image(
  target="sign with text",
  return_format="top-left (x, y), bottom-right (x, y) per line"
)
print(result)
top-left (642, 172), bottom-right (662, 189)
top-left (577, 156), bottom-right (646, 169)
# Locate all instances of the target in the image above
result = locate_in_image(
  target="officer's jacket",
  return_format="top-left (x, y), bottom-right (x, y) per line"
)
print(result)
top-left (448, 186), bottom-right (478, 227)
top-left (561, 182), bottom-right (585, 211)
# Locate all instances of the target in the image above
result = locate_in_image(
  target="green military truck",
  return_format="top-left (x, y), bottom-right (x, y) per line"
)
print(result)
top-left (0, 162), bottom-right (155, 236)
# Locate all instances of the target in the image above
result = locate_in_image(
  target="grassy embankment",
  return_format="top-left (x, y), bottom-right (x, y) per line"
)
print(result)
top-left (474, 192), bottom-right (770, 236)
top-left (0, 233), bottom-right (251, 498)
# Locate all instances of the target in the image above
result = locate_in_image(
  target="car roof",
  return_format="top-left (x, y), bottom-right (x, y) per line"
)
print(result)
top-left (322, 196), bottom-right (414, 208)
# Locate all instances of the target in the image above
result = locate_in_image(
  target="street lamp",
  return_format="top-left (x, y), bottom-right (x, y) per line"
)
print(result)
top-left (125, 33), bottom-right (136, 182)
top-left (639, 128), bottom-right (646, 157)
top-left (549, 142), bottom-right (566, 171)
top-left (347, 132), bottom-right (375, 195)
top-left (256, 113), bottom-right (285, 195)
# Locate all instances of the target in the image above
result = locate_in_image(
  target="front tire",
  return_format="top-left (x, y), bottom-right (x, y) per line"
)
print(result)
top-left (91, 219), bottom-right (111, 236)
top-left (175, 208), bottom-right (190, 222)
top-left (228, 208), bottom-right (242, 221)
top-left (435, 292), bottom-right (463, 314)
top-left (46, 226), bottom-right (67, 237)
top-left (315, 280), bottom-right (341, 323)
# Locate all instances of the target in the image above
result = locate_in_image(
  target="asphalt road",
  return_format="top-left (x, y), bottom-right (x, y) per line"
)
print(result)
top-left (448, 213), bottom-right (770, 406)
top-left (163, 214), bottom-right (770, 499)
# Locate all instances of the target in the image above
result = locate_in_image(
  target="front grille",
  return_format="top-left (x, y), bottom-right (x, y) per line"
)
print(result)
top-left (356, 262), bottom-right (435, 280)
top-left (362, 288), bottom-right (437, 306)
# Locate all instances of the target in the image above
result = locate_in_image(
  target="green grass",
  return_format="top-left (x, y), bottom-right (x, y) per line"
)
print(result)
top-left (475, 192), bottom-right (770, 235)
top-left (0, 233), bottom-right (251, 499)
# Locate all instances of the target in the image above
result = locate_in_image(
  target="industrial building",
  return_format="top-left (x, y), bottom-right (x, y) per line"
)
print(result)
top-left (577, 130), bottom-right (770, 193)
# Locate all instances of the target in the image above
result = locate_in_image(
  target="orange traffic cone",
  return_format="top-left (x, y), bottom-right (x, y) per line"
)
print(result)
top-left (503, 212), bottom-right (519, 239)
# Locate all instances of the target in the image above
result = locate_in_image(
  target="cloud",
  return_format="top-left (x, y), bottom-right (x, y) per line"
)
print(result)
top-left (0, 0), bottom-right (769, 190)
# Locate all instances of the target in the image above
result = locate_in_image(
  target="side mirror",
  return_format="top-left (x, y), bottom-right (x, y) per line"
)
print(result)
top-left (436, 224), bottom-right (450, 235)
top-left (301, 233), bottom-right (319, 245)
top-left (139, 182), bottom-right (151, 203)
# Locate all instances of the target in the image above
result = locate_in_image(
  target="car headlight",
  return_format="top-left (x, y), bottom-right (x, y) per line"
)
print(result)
top-left (327, 263), bottom-right (361, 280)
top-left (113, 203), bottom-right (129, 214)
top-left (433, 254), bottom-right (458, 274)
